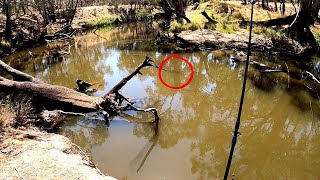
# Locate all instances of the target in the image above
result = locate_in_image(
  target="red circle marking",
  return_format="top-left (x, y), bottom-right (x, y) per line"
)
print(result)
top-left (158, 54), bottom-right (194, 90)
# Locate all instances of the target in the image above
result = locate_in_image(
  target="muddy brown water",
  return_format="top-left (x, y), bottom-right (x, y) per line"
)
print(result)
top-left (2, 23), bottom-right (320, 179)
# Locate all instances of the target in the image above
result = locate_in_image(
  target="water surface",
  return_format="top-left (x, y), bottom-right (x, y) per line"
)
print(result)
top-left (3, 23), bottom-right (320, 180)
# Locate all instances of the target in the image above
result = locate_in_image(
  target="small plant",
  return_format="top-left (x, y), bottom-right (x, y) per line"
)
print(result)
top-left (0, 94), bottom-right (34, 130)
top-left (0, 102), bottom-right (15, 130)
top-left (12, 94), bottom-right (34, 125)
top-left (136, 8), bottom-right (153, 21)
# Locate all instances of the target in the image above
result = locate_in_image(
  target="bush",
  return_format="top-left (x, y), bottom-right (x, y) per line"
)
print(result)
top-left (0, 94), bottom-right (34, 130)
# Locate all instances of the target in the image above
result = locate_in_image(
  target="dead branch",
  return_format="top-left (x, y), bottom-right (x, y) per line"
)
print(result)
top-left (201, 11), bottom-right (216, 23)
top-left (106, 56), bottom-right (158, 96)
top-left (14, 166), bottom-right (25, 180)
top-left (0, 60), bottom-right (39, 82)
top-left (160, 0), bottom-right (191, 23)
top-left (306, 71), bottom-right (320, 84)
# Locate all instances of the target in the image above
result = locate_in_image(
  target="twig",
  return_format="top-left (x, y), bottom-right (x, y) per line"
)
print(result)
top-left (309, 99), bottom-right (314, 122)
top-left (259, 69), bottom-right (283, 73)
top-left (289, 2), bottom-right (300, 27)
top-left (105, 56), bottom-right (158, 95)
top-left (54, 110), bottom-right (86, 117)
top-left (306, 71), bottom-right (320, 84)
top-left (285, 62), bottom-right (290, 88)
top-left (14, 167), bottom-right (25, 180)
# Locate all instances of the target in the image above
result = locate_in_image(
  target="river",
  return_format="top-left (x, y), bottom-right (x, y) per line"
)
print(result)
top-left (3, 23), bottom-right (320, 179)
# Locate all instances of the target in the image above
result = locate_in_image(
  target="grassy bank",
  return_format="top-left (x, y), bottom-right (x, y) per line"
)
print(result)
top-left (77, 6), bottom-right (155, 29)
top-left (169, 1), bottom-right (320, 43)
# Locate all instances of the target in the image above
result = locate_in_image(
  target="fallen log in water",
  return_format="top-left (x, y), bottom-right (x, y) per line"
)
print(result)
top-left (0, 56), bottom-right (160, 126)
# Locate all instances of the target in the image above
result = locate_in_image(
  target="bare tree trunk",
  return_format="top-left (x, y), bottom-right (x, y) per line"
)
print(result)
top-left (288, 0), bottom-right (318, 53)
top-left (281, 0), bottom-right (285, 15)
top-left (4, 0), bottom-right (12, 39)
top-left (262, 0), bottom-right (266, 8)
top-left (274, 0), bottom-right (278, 12)
top-left (159, 0), bottom-right (191, 23)
top-left (172, 0), bottom-right (186, 16)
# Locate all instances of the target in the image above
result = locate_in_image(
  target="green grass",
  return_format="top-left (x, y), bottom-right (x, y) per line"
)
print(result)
top-left (169, 1), bottom-right (242, 34)
top-left (252, 25), bottom-right (287, 40)
top-left (84, 15), bottom-right (117, 28)
top-left (136, 8), bottom-right (153, 21)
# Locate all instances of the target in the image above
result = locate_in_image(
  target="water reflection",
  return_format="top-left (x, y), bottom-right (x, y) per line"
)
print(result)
top-left (3, 23), bottom-right (320, 179)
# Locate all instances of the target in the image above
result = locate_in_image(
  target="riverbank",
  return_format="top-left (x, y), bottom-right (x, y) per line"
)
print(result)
top-left (157, 1), bottom-right (320, 56)
top-left (0, 96), bottom-right (117, 179)
top-left (0, 5), bottom-right (157, 57)
top-left (0, 128), bottom-right (116, 179)
top-left (157, 29), bottom-right (307, 56)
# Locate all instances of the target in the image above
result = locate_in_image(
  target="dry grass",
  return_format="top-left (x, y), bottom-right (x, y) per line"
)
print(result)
top-left (0, 94), bottom-right (34, 131)
top-left (0, 103), bottom-right (15, 130)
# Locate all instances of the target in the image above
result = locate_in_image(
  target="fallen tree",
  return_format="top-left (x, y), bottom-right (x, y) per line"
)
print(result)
top-left (0, 56), bottom-right (160, 126)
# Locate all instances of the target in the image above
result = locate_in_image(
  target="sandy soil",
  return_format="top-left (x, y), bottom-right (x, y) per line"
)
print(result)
top-left (0, 129), bottom-right (117, 179)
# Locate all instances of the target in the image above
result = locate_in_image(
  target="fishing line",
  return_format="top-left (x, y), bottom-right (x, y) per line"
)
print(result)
top-left (223, 0), bottom-right (256, 179)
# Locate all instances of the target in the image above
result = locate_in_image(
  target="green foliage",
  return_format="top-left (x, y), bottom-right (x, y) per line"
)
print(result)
top-left (253, 26), bottom-right (286, 40)
top-left (315, 32), bottom-right (320, 45)
top-left (171, 21), bottom-right (202, 33)
top-left (136, 8), bottom-right (153, 21)
top-left (84, 15), bottom-right (117, 28)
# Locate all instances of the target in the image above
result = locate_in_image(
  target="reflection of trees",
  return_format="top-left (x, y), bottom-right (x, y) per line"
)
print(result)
top-left (60, 117), bottom-right (110, 157)
top-left (131, 52), bottom-right (320, 179)
top-left (4, 21), bottom-right (320, 179)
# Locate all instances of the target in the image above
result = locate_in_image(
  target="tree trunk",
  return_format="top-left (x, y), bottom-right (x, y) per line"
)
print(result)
top-left (172, 0), bottom-right (186, 16)
top-left (274, 0), bottom-right (278, 12)
top-left (288, 0), bottom-right (318, 53)
top-left (4, 0), bottom-right (12, 39)
top-left (159, 0), bottom-right (191, 23)
top-left (262, 0), bottom-right (266, 8)
top-left (280, 0), bottom-right (285, 16)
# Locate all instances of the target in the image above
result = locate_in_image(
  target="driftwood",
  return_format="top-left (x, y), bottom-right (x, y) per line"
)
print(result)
top-left (0, 56), bottom-right (160, 125)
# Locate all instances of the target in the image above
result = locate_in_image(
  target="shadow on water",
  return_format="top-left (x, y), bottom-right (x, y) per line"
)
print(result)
top-left (3, 22), bottom-right (320, 179)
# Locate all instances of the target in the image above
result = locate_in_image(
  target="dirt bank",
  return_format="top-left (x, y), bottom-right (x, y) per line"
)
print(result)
top-left (0, 128), bottom-right (117, 179)
top-left (157, 29), bottom-right (307, 56)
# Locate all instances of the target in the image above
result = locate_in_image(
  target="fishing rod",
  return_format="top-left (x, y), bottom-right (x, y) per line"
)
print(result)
top-left (223, 0), bottom-right (256, 179)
